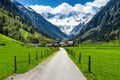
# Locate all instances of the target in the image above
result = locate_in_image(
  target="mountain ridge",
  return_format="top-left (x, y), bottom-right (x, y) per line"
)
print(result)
top-left (0, 4), bottom-right (57, 43)
top-left (0, 0), bottom-right (68, 40)
top-left (39, 10), bottom-right (94, 35)
top-left (76, 0), bottom-right (120, 42)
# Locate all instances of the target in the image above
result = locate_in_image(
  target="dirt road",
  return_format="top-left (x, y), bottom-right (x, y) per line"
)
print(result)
top-left (8, 48), bottom-right (86, 80)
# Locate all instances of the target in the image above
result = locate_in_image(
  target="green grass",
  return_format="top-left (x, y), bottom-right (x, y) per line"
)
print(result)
top-left (20, 29), bottom-right (32, 40)
top-left (65, 42), bottom-right (120, 80)
top-left (0, 8), bottom-right (55, 43)
top-left (0, 34), bottom-right (57, 80)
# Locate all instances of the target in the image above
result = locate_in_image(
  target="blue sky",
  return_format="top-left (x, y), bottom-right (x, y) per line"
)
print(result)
top-left (15, 0), bottom-right (110, 35)
top-left (16, 0), bottom-right (94, 7)
top-left (15, 0), bottom-right (110, 16)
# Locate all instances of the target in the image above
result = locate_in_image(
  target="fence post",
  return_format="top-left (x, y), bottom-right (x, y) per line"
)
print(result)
top-left (68, 49), bottom-right (69, 53)
top-left (14, 56), bottom-right (17, 73)
top-left (39, 52), bottom-right (41, 58)
top-left (71, 51), bottom-right (73, 56)
top-left (74, 52), bottom-right (75, 58)
top-left (48, 51), bottom-right (49, 55)
top-left (88, 55), bottom-right (91, 73)
top-left (46, 51), bottom-right (47, 56)
top-left (47, 50), bottom-right (49, 55)
top-left (36, 52), bottom-right (38, 61)
top-left (41, 52), bottom-right (43, 58)
top-left (28, 54), bottom-right (30, 64)
top-left (79, 53), bottom-right (81, 64)
top-left (44, 51), bottom-right (46, 57)
top-left (70, 50), bottom-right (71, 55)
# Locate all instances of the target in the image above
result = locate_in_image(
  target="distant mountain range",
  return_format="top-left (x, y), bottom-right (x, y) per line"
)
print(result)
top-left (39, 10), bottom-right (95, 35)
top-left (0, 0), bottom-right (57, 43)
top-left (0, 0), bottom-right (119, 43)
top-left (76, 0), bottom-right (120, 42)
top-left (0, 0), bottom-right (68, 40)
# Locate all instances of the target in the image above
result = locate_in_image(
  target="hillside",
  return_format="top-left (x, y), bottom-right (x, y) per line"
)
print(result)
top-left (76, 0), bottom-right (120, 42)
top-left (39, 10), bottom-right (93, 35)
top-left (65, 42), bottom-right (120, 80)
top-left (0, 6), bottom-right (55, 43)
top-left (0, 33), bottom-right (56, 80)
top-left (0, 0), bottom-right (68, 40)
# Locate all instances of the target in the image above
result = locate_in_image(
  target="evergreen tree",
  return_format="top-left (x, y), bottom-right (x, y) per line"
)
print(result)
top-left (0, 22), bottom-right (3, 33)
top-left (5, 28), bottom-right (8, 36)
top-left (2, 16), bottom-right (5, 23)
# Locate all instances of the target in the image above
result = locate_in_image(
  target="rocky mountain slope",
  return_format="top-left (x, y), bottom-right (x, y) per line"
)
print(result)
top-left (0, 0), bottom-right (68, 40)
top-left (76, 0), bottom-right (120, 42)
top-left (42, 11), bottom-right (93, 35)
top-left (0, 5), bottom-right (55, 43)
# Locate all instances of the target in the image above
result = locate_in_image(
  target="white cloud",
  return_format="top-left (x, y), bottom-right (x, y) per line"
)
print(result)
top-left (29, 0), bottom-right (110, 34)
top-left (84, 6), bottom-right (95, 14)
top-left (53, 3), bottom-right (73, 14)
top-left (86, 0), bottom-right (110, 8)
top-left (29, 5), bottom-right (53, 14)
top-left (29, 0), bottom-right (110, 15)
top-left (30, 3), bottom-right (74, 15)
top-left (74, 4), bottom-right (84, 12)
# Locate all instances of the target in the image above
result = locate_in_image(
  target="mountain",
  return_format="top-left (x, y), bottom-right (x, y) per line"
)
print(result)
top-left (0, 0), bottom-right (68, 40)
top-left (76, 0), bottom-right (120, 42)
top-left (40, 10), bottom-right (94, 35)
top-left (0, 3), bottom-right (56, 43)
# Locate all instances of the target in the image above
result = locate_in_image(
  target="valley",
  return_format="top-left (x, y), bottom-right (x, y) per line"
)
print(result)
top-left (0, 34), bottom-right (57, 80)
top-left (65, 41), bottom-right (120, 80)
top-left (0, 0), bottom-right (120, 80)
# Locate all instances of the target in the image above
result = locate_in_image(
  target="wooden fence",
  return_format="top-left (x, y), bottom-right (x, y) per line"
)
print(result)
top-left (13, 50), bottom-right (53, 73)
top-left (66, 49), bottom-right (92, 73)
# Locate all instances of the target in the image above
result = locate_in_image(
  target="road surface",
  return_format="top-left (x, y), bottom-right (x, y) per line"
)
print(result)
top-left (8, 48), bottom-right (86, 80)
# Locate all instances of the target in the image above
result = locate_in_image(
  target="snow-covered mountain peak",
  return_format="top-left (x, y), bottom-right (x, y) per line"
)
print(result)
top-left (29, 3), bottom-right (99, 35)
top-left (41, 11), bottom-right (94, 35)
top-left (29, 1), bottom-right (110, 35)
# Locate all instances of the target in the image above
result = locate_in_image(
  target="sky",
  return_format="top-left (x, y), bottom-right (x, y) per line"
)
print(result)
top-left (16, 0), bottom-right (110, 15)
top-left (15, 0), bottom-right (110, 34)
top-left (16, 0), bottom-right (94, 7)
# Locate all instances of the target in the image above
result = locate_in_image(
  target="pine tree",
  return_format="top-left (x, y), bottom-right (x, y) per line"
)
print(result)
top-left (2, 16), bottom-right (5, 23)
top-left (5, 28), bottom-right (8, 36)
top-left (0, 22), bottom-right (3, 34)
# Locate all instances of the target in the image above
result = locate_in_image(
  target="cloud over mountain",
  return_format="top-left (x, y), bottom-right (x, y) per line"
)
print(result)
top-left (30, 0), bottom-right (109, 15)
top-left (86, 0), bottom-right (110, 8)
top-left (29, 0), bottom-right (110, 35)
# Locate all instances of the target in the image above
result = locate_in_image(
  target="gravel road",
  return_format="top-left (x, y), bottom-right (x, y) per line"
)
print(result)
top-left (8, 48), bottom-right (86, 80)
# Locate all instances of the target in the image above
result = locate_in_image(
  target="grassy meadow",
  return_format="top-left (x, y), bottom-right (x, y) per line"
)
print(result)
top-left (65, 41), bottom-right (120, 80)
top-left (0, 34), bottom-right (57, 80)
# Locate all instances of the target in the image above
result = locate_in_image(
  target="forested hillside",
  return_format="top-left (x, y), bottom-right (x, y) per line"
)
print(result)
top-left (76, 0), bottom-right (120, 42)
top-left (0, 0), bottom-right (68, 40)
top-left (0, 6), bottom-right (53, 43)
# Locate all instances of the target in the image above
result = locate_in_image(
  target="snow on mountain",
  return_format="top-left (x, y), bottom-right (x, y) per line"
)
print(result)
top-left (29, 3), bottom-right (100, 35)
top-left (36, 11), bottom-right (94, 35)
top-left (46, 12), bottom-right (93, 35)
top-left (1, 0), bottom-right (68, 40)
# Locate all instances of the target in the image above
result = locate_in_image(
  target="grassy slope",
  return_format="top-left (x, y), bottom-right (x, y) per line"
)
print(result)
top-left (0, 8), bottom-right (54, 43)
top-left (0, 34), bottom-right (56, 80)
top-left (65, 41), bottom-right (120, 80)
top-left (19, 28), bottom-right (53, 43)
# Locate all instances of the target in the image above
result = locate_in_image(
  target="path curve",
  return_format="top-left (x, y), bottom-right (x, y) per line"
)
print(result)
top-left (8, 48), bottom-right (87, 80)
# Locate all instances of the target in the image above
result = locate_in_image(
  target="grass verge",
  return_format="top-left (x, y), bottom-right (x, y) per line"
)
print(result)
top-left (0, 34), bottom-right (58, 80)
top-left (65, 42), bottom-right (120, 80)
